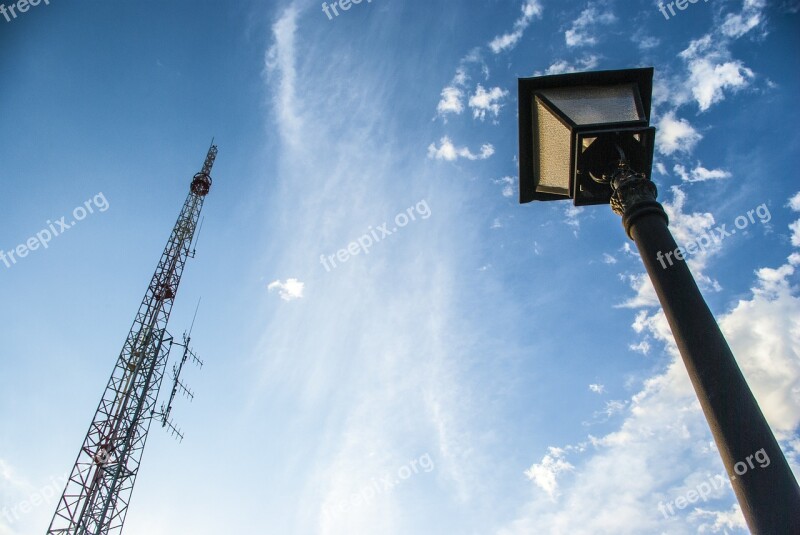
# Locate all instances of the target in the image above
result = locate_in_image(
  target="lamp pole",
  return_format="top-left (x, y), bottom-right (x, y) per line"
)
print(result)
top-left (610, 161), bottom-right (800, 534)
top-left (518, 67), bottom-right (800, 531)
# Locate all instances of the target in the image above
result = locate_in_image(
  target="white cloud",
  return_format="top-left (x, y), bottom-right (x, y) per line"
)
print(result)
top-left (468, 85), bottom-right (509, 120)
top-left (494, 176), bottom-right (516, 198)
top-left (524, 447), bottom-right (575, 500)
top-left (720, 0), bottom-right (766, 38)
top-left (564, 205), bottom-right (583, 235)
top-left (565, 6), bottom-right (616, 47)
top-left (629, 340), bottom-right (651, 355)
top-left (268, 278), bottom-right (305, 301)
top-left (721, 12), bottom-right (762, 38)
top-left (618, 272), bottom-right (659, 309)
top-left (654, 2), bottom-right (764, 113)
top-left (601, 400), bottom-right (628, 417)
top-left (688, 61), bottom-right (753, 112)
top-left (427, 136), bottom-right (495, 161)
top-left (689, 505), bottom-right (748, 531)
top-left (436, 56), bottom-right (487, 120)
top-left (672, 165), bottom-right (689, 181)
top-left (789, 221), bottom-right (800, 249)
top-left (538, 55), bottom-right (600, 76)
top-left (788, 192), bottom-right (800, 212)
top-left (589, 384), bottom-right (606, 394)
top-left (679, 35), bottom-right (755, 112)
top-left (436, 86), bottom-right (464, 117)
top-left (717, 260), bottom-right (800, 439)
top-left (673, 164), bottom-right (731, 183)
top-left (453, 66), bottom-right (468, 86)
top-left (602, 253), bottom-right (617, 265)
top-left (264, 5), bottom-right (302, 146)
top-left (634, 33), bottom-right (660, 50)
top-left (620, 242), bottom-right (637, 257)
top-left (489, 0), bottom-right (543, 53)
top-left (686, 165), bottom-right (731, 182)
top-left (790, 193), bottom-right (800, 246)
top-left (656, 112), bottom-right (702, 155)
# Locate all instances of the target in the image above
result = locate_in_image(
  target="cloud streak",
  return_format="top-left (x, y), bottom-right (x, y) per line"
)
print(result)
top-left (488, 0), bottom-right (543, 54)
top-left (427, 136), bottom-right (495, 161)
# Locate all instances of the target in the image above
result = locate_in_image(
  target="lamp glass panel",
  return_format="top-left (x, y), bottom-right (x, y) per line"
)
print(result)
top-left (534, 96), bottom-right (571, 195)
top-left (540, 84), bottom-right (642, 125)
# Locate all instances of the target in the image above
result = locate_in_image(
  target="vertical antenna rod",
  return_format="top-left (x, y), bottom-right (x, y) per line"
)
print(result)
top-left (47, 143), bottom-right (217, 535)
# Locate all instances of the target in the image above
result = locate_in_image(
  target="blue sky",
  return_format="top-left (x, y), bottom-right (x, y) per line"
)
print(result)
top-left (1, 0), bottom-right (799, 533)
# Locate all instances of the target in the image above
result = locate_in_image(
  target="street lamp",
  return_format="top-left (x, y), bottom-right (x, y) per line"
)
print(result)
top-left (518, 67), bottom-right (800, 534)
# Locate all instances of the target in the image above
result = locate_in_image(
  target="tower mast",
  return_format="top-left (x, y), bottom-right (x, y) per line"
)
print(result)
top-left (47, 143), bottom-right (217, 535)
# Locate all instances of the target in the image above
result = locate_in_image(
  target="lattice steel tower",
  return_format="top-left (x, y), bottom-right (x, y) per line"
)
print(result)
top-left (47, 143), bottom-right (217, 535)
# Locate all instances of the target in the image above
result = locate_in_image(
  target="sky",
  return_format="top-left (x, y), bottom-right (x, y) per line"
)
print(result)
top-left (1, 0), bottom-right (799, 533)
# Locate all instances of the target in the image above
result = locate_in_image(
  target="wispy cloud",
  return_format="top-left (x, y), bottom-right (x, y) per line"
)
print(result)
top-left (720, 0), bottom-right (766, 38)
top-left (427, 136), bottom-right (495, 161)
top-left (264, 5), bottom-right (302, 146)
top-left (589, 383), bottom-right (606, 394)
top-left (258, 5), bottom-right (496, 532)
top-left (536, 55), bottom-right (600, 76)
top-left (564, 204), bottom-right (584, 234)
top-left (494, 176), bottom-right (516, 198)
top-left (489, 0), bottom-right (543, 53)
top-left (673, 164), bottom-right (731, 183)
top-left (565, 5), bottom-right (616, 47)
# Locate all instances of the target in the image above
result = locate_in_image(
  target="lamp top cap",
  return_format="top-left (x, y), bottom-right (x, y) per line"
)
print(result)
top-left (519, 66), bottom-right (654, 121)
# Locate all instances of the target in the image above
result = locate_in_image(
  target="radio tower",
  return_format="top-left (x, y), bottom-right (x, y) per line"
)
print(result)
top-left (47, 143), bottom-right (217, 535)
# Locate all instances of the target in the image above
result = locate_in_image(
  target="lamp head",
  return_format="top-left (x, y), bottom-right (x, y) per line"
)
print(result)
top-left (518, 67), bottom-right (655, 206)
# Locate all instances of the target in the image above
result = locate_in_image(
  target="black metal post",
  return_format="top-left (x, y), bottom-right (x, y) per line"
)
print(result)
top-left (610, 164), bottom-right (800, 534)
